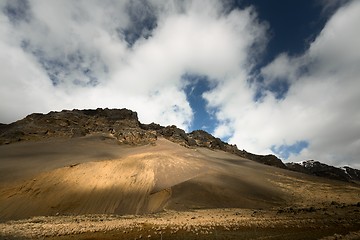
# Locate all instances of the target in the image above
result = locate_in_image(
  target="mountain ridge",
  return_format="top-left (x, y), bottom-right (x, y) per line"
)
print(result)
top-left (1, 108), bottom-right (358, 183)
top-left (286, 160), bottom-right (360, 183)
top-left (0, 108), bottom-right (286, 169)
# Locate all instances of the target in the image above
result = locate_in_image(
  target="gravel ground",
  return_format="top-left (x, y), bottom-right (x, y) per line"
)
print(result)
top-left (1, 204), bottom-right (360, 240)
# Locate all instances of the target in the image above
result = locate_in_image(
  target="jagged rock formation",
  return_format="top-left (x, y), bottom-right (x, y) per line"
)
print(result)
top-left (286, 160), bottom-right (360, 183)
top-left (0, 108), bottom-right (157, 145)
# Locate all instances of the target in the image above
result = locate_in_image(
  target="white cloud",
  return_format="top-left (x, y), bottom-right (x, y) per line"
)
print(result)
top-left (0, 10), bottom-right (57, 123)
top-left (0, 0), bottom-right (267, 132)
top-left (2, 0), bottom-right (358, 169)
top-left (206, 0), bottom-right (360, 168)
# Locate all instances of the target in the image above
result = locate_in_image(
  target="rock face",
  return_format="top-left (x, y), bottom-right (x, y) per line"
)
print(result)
top-left (237, 151), bottom-right (287, 169)
top-left (188, 130), bottom-right (236, 151)
top-left (286, 160), bottom-right (360, 183)
top-left (0, 108), bottom-right (157, 145)
top-left (343, 166), bottom-right (360, 182)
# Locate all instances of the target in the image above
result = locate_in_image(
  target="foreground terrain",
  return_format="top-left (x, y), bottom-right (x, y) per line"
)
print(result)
top-left (1, 205), bottom-right (360, 240)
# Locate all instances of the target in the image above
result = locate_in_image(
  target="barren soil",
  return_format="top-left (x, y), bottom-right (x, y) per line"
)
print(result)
top-left (0, 136), bottom-right (359, 239)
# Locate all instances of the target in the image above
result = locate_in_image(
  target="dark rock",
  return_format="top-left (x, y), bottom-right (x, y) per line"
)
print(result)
top-left (237, 150), bottom-right (287, 169)
top-left (187, 130), bottom-right (239, 153)
top-left (80, 108), bottom-right (139, 122)
top-left (0, 123), bottom-right (8, 133)
top-left (147, 125), bottom-right (189, 146)
top-left (286, 160), bottom-right (360, 183)
top-left (342, 166), bottom-right (360, 182)
top-left (0, 108), bottom-right (142, 145)
top-left (114, 129), bottom-right (157, 145)
top-left (140, 122), bottom-right (164, 131)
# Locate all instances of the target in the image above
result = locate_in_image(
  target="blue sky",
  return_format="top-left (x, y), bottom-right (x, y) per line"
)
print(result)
top-left (0, 0), bottom-right (359, 168)
top-left (183, 74), bottom-right (217, 132)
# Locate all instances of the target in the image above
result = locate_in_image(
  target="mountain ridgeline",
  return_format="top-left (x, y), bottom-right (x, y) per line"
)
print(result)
top-left (0, 108), bottom-right (359, 183)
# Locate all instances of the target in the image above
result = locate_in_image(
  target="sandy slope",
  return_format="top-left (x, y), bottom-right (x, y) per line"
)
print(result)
top-left (0, 134), bottom-right (150, 184)
top-left (0, 136), bottom-right (359, 222)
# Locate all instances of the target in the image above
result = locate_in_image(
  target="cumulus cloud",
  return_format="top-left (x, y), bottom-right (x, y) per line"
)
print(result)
top-left (206, 0), bottom-right (360, 168)
top-left (1, 0), bottom-right (358, 168)
top-left (0, 0), bottom-right (267, 130)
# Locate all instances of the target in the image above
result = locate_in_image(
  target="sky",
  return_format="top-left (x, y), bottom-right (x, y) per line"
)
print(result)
top-left (0, 0), bottom-right (359, 168)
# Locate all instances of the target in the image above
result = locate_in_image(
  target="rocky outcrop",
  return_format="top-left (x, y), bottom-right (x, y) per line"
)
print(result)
top-left (343, 166), bottom-right (360, 182)
top-left (238, 151), bottom-right (287, 169)
top-left (0, 108), bottom-right (156, 145)
top-left (188, 130), bottom-right (235, 151)
top-left (286, 160), bottom-right (360, 183)
top-left (157, 125), bottom-right (191, 146)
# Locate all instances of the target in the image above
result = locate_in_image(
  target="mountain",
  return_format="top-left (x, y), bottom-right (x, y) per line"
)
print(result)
top-left (0, 108), bottom-right (355, 180)
top-left (286, 160), bottom-right (360, 183)
top-left (0, 108), bottom-right (288, 168)
top-left (0, 108), bottom-right (359, 223)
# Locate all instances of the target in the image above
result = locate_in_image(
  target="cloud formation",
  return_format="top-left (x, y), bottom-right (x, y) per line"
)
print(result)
top-left (0, 0), bottom-right (267, 131)
top-left (0, 0), bottom-right (359, 168)
top-left (206, 1), bottom-right (360, 168)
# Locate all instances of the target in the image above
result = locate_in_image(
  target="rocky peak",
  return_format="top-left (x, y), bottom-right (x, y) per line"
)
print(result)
top-left (237, 150), bottom-right (287, 169)
top-left (0, 108), bottom-right (147, 145)
top-left (188, 130), bottom-right (222, 148)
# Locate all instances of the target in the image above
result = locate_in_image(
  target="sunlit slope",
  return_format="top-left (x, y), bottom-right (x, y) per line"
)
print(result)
top-left (0, 137), bottom-right (359, 221)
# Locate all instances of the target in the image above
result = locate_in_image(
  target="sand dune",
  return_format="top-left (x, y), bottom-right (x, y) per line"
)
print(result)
top-left (0, 136), bottom-right (359, 221)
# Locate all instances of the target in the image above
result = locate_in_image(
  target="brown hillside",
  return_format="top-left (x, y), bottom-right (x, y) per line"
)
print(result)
top-left (1, 136), bottom-right (359, 221)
